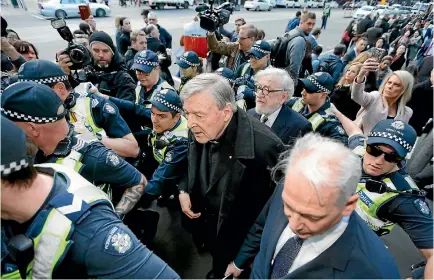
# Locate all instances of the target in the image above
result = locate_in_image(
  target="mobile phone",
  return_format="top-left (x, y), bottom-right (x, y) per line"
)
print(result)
top-left (371, 48), bottom-right (386, 62)
top-left (79, 5), bottom-right (91, 20)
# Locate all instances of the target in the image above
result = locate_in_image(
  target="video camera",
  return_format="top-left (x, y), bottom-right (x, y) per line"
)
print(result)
top-left (51, 18), bottom-right (92, 70)
top-left (195, 0), bottom-right (232, 32)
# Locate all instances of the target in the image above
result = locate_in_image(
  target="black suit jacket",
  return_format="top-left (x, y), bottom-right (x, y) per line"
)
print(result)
top-left (248, 105), bottom-right (312, 145)
top-left (179, 109), bottom-right (285, 271)
top-left (234, 182), bottom-right (401, 279)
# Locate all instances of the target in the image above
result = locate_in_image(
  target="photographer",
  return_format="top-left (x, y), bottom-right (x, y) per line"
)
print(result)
top-left (58, 31), bottom-right (136, 102)
top-left (207, 23), bottom-right (258, 71)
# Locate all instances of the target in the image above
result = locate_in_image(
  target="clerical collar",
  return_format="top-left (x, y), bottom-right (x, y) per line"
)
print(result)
top-left (209, 112), bottom-right (238, 145)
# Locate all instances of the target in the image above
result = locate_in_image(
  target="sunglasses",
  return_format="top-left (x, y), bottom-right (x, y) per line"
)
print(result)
top-left (366, 144), bottom-right (403, 163)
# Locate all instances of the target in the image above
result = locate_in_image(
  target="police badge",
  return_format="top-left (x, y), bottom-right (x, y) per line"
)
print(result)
top-left (106, 151), bottom-right (120, 167)
top-left (391, 120), bottom-right (405, 130)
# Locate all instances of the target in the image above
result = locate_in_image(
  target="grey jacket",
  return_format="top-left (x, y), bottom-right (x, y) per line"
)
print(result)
top-left (269, 28), bottom-right (307, 86)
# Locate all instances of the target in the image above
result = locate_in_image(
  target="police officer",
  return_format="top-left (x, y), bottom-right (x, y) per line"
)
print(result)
top-left (1, 82), bottom-right (146, 218)
top-left (235, 40), bottom-right (271, 80)
top-left (215, 67), bottom-right (252, 111)
top-left (17, 59), bottom-right (139, 159)
top-left (346, 119), bottom-right (433, 261)
top-left (0, 116), bottom-right (180, 279)
top-left (89, 85), bottom-right (188, 203)
top-left (177, 51), bottom-right (201, 93)
top-left (57, 31), bottom-right (137, 102)
top-left (286, 72), bottom-right (347, 144)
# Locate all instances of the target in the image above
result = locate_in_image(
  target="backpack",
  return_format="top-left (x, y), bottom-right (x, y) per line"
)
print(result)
top-left (270, 32), bottom-right (305, 68)
top-left (317, 57), bottom-right (337, 75)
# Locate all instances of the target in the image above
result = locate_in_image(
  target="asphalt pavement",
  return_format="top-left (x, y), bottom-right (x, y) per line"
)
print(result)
top-left (1, 4), bottom-right (429, 278)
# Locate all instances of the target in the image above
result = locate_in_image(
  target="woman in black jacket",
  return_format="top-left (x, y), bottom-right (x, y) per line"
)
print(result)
top-left (116, 17), bottom-right (132, 56)
top-left (390, 45), bottom-right (407, 71)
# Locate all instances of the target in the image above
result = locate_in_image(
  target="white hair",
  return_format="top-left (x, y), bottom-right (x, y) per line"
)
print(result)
top-left (254, 67), bottom-right (295, 99)
top-left (272, 133), bottom-right (362, 208)
top-left (148, 11), bottom-right (157, 19)
top-left (180, 73), bottom-right (238, 112)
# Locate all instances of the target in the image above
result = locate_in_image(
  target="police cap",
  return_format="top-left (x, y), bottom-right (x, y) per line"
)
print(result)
top-left (248, 40), bottom-right (271, 60)
top-left (147, 87), bottom-right (182, 113)
top-left (1, 81), bottom-right (66, 123)
top-left (1, 116), bottom-right (29, 177)
top-left (18, 59), bottom-right (68, 86)
top-left (215, 67), bottom-right (236, 83)
top-left (367, 119), bottom-right (417, 158)
top-left (132, 50), bottom-right (159, 73)
top-left (299, 72), bottom-right (334, 94)
top-left (176, 51), bottom-right (201, 69)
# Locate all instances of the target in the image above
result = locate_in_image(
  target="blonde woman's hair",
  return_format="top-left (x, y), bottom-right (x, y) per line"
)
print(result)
top-left (379, 70), bottom-right (414, 116)
top-left (115, 16), bottom-right (122, 29)
top-left (350, 51), bottom-right (372, 65)
top-left (337, 62), bottom-right (363, 87)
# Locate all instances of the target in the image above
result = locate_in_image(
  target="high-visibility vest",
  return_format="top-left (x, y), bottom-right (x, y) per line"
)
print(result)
top-left (2, 163), bottom-right (113, 279)
top-left (150, 117), bottom-right (188, 164)
top-left (291, 98), bottom-right (326, 131)
top-left (69, 94), bottom-right (107, 138)
top-left (352, 147), bottom-right (419, 236)
top-left (135, 80), bottom-right (174, 105)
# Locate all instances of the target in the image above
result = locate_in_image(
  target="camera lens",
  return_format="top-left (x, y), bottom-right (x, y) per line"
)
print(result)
top-left (70, 49), bottom-right (85, 64)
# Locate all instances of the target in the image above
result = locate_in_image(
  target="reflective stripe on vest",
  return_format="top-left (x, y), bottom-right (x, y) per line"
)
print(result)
top-left (2, 163), bottom-right (113, 279)
top-left (236, 99), bottom-right (247, 112)
top-left (55, 150), bottom-right (84, 173)
top-left (352, 145), bottom-right (366, 157)
top-left (136, 81), bottom-right (175, 105)
top-left (151, 116), bottom-right (188, 164)
top-left (241, 63), bottom-right (251, 77)
top-left (308, 113), bottom-right (325, 132)
top-left (69, 96), bottom-right (106, 137)
top-left (291, 98), bottom-right (304, 113)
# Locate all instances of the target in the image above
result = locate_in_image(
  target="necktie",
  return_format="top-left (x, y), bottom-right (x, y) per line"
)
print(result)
top-left (260, 115), bottom-right (268, 124)
top-left (270, 235), bottom-right (304, 279)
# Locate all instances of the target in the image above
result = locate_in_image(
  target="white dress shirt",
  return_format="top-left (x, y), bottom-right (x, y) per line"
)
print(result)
top-left (272, 216), bottom-right (349, 274)
top-left (260, 107), bottom-right (282, 128)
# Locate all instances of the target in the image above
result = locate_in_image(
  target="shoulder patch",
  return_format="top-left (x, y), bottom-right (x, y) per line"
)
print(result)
top-left (337, 126), bottom-right (345, 135)
top-left (91, 98), bottom-right (99, 108)
top-left (165, 151), bottom-right (173, 163)
top-left (106, 151), bottom-right (121, 167)
top-left (103, 226), bottom-right (134, 255)
top-left (413, 199), bottom-right (431, 216)
top-left (163, 131), bottom-right (174, 139)
top-left (103, 103), bottom-right (116, 115)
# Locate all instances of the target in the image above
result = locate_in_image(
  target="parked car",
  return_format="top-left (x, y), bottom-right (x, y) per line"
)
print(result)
top-left (326, 1), bottom-right (339, 8)
top-left (38, 0), bottom-right (111, 18)
top-left (276, 0), bottom-right (300, 7)
top-left (411, 2), bottom-right (429, 14)
top-left (244, 0), bottom-right (272, 11)
top-left (306, 0), bottom-right (322, 8)
top-left (352, 5), bottom-right (374, 19)
top-left (379, 9), bottom-right (400, 19)
top-left (374, 4), bottom-right (387, 15)
top-left (147, 0), bottom-right (194, 9)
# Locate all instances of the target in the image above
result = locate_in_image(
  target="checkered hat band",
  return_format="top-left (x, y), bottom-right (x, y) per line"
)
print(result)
top-left (134, 58), bottom-right (159, 66)
top-left (368, 131), bottom-right (413, 152)
top-left (251, 46), bottom-right (271, 54)
top-left (307, 76), bottom-right (330, 93)
top-left (180, 56), bottom-right (200, 67)
top-left (1, 159), bottom-right (29, 176)
top-left (0, 107), bottom-right (58, 123)
top-left (154, 95), bottom-right (182, 113)
top-left (18, 75), bottom-right (68, 85)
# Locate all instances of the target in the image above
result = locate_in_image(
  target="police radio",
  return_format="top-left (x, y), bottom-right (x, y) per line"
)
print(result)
top-left (365, 179), bottom-right (427, 197)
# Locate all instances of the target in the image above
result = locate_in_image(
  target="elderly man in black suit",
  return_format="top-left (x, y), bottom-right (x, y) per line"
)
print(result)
top-left (248, 68), bottom-right (312, 145)
top-left (225, 133), bottom-right (400, 279)
top-left (179, 73), bottom-right (285, 279)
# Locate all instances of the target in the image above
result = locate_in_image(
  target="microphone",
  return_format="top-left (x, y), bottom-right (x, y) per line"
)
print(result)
top-left (365, 179), bottom-right (427, 197)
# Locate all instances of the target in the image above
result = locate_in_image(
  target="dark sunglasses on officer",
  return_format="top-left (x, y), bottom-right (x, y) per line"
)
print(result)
top-left (366, 144), bottom-right (404, 164)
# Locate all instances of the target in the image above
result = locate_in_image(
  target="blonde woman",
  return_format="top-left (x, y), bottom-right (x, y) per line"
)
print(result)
top-left (330, 62), bottom-right (363, 120)
top-left (342, 51), bottom-right (372, 73)
top-left (114, 15), bottom-right (122, 37)
top-left (351, 58), bottom-right (414, 135)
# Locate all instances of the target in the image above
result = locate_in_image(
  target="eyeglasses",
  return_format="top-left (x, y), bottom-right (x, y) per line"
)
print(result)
top-left (366, 144), bottom-right (403, 163)
top-left (254, 85), bottom-right (284, 96)
top-left (238, 36), bottom-right (252, 41)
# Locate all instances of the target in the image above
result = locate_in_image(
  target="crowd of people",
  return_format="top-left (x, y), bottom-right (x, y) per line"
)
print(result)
top-left (0, 4), bottom-right (433, 279)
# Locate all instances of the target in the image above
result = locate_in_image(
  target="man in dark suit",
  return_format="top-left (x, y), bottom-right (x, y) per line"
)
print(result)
top-left (342, 37), bottom-right (367, 68)
top-left (225, 133), bottom-right (400, 279)
top-left (247, 68), bottom-right (312, 145)
top-left (179, 73), bottom-right (285, 279)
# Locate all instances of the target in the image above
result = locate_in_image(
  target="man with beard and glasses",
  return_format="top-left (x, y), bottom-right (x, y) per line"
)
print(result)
top-left (58, 31), bottom-right (137, 102)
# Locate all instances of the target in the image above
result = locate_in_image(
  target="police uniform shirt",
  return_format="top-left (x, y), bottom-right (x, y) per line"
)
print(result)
top-left (235, 62), bottom-right (254, 79)
top-left (2, 167), bottom-right (179, 279)
top-left (137, 77), bottom-right (167, 105)
top-left (70, 92), bottom-right (132, 139)
top-left (286, 97), bottom-right (348, 145)
top-left (145, 119), bottom-right (188, 197)
top-left (34, 132), bottom-right (142, 189)
top-left (349, 134), bottom-right (434, 249)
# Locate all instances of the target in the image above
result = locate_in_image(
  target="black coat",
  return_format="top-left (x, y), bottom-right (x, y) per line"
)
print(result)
top-left (146, 37), bottom-right (174, 86)
top-left (357, 17), bottom-right (374, 34)
top-left (116, 29), bottom-right (131, 56)
top-left (180, 109), bottom-right (285, 275)
top-left (330, 85), bottom-right (361, 120)
top-left (408, 79), bottom-right (433, 135)
top-left (124, 47), bottom-right (138, 83)
top-left (247, 105), bottom-right (312, 145)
